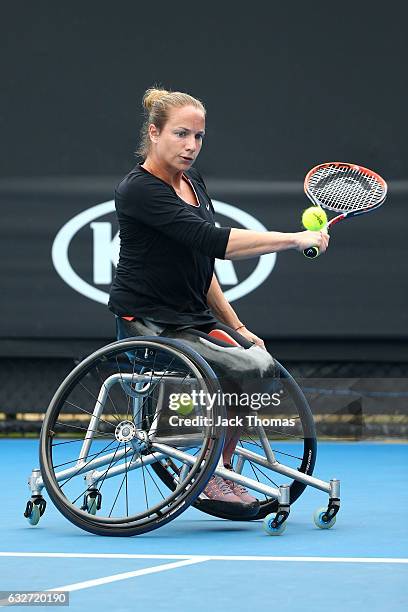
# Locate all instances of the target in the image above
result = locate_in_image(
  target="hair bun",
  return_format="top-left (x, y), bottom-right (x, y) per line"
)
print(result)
top-left (143, 88), bottom-right (170, 111)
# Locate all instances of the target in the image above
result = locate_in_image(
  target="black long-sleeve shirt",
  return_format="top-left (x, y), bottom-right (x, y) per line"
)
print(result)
top-left (108, 164), bottom-right (231, 325)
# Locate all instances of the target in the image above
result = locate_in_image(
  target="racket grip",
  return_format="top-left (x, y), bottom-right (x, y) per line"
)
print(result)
top-left (303, 246), bottom-right (320, 259)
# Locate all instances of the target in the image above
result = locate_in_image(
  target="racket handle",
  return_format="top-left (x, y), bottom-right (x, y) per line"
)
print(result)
top-left (303, 246), bottom-right (320, 259)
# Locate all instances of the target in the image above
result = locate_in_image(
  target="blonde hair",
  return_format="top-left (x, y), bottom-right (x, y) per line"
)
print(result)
top-left (136, 87), bottom-right (206, 159)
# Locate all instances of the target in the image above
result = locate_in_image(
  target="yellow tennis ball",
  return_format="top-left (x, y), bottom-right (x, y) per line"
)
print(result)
top-left (175, 393), bottom-right (195, 416)
top-left (302, 206), bottom-right (328, 231)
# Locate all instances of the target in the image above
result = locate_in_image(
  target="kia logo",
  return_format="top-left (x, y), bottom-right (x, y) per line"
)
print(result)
top-left (52, 200), bottom-right (276, 305)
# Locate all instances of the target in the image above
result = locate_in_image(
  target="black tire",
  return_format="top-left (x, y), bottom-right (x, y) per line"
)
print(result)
top-left (40, 337), bottom-right (226, 536)
top-left (153, 360), bottom-right (317, 521)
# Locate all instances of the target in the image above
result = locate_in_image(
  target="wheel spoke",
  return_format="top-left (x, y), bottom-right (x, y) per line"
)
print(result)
top-left (57, 439), bottom-right (121, 489)
top-left (135, 355), bottom-right (180, 428)
top-left (125, 354), bottom-right (139, 421)
top-left (124, 442), bottom-right (129, 516)
top-left (62, 398), bottom-right (116, 430)
top-left (52, 440), bottom-right (121, 469)
top-left (108, 448), bottom-right (137, 517)
top-left (271, 448), bottom-right (304, 462)
top-left (143, 463), bottom-right (166, 500)
top-left (55, 421), bottom-right (113, 437)
top-left (52, 435), bottom-right (109, 447)
top-left (140, 455), bottom-right (149, 510)
top-left (246, 458), bottom-right (280, 491)
top-left (94, 363), bottom-right (123, 423)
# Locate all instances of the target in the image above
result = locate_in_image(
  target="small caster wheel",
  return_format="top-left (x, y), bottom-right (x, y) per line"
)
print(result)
top-left (313, 506), bottom-right (336, 529)
top-left (263, 513), bottom-right (287, 536)
top-left (87, 497), bottom-right (98, 515)
top-left (82, 491), bottom-right (102, 515)
top-left (24, 500), bottom-right (40, 526)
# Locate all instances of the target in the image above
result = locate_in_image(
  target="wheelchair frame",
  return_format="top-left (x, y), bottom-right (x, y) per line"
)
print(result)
top-left (25, 337), bottom-right (341, 536)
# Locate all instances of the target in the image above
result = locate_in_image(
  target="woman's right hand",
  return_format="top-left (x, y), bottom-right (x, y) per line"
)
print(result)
top-left (294, 230), bottom-right (330, 254)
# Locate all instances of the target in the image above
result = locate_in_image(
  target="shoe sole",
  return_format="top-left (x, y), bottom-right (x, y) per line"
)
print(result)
top-left (194, 498), bottom-right (260, 518)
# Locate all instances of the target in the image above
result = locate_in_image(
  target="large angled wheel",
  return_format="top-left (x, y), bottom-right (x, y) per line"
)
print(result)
top-left (152, 360), bottom-right (317, 521)
top-left (40, 337), bottom-right (225, 536)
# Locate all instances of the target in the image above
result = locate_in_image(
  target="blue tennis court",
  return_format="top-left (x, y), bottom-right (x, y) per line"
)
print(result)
top-left (1, 439), bottom-right (407, 611)
top-left (2, 5), bottom-right (408, 612)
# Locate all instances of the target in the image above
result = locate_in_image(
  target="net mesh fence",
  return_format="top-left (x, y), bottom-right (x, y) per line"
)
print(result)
top-left (1, 357), bottom-right (407, 440)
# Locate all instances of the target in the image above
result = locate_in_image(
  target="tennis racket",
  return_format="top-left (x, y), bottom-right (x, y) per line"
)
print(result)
top-left (303, 162), bottom-right (387, 258)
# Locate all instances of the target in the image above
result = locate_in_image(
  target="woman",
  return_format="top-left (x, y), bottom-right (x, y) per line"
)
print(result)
top-left (109, 88), bottom-right (329, 518)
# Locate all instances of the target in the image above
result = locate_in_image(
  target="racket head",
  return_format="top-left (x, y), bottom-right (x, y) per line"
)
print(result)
top-left (304, 162), bottom-right (387, 214)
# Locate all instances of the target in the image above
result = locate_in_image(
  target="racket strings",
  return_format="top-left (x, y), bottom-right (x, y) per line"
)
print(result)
top-left (311, 169), bottom-right (379, 210)
top-left (307, 165), bottom-right (384, 211)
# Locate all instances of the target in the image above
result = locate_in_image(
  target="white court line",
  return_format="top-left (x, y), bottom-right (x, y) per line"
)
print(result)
top-left (47, 557), bottom-right (210, 593)
top-left (0, 552), bottom-right (407, 564)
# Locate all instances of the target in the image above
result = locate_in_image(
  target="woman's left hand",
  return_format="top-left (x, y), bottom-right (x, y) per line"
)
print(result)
top-left (238, 327), bottom-right (266, 350)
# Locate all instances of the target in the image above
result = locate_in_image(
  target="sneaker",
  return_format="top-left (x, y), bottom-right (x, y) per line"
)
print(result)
top-left (202, 475), bottom-right (242, 503)
top-left (197, 474), bottom-right (259, 518)
top-left (224, 464), bottom-right (260, 505)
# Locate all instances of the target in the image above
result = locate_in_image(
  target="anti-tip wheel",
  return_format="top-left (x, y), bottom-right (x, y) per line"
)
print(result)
top-left (87, 498), bottom-right (98, 515)
top-left (82, 492), bottom-right (101, 515)
top-left (263, 513), bottom-right (287, 536)
top-left (24, 501), bottom-right (41, 526)
top-left (313, 506), bottom-right (336, 529)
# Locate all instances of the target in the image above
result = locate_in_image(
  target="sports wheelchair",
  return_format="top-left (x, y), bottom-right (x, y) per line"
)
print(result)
top-left (25, 336), bottom-right (341, 536)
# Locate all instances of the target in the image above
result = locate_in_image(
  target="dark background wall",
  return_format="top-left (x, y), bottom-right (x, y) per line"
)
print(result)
top-left (1, 2), bottom-right (407, 361)
top-left (1, 4), bottom-right (407, 180)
